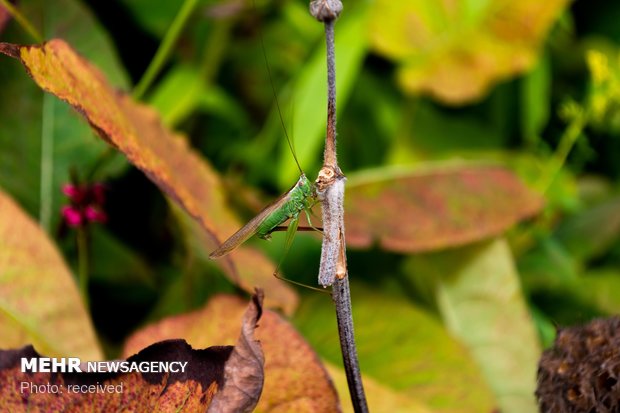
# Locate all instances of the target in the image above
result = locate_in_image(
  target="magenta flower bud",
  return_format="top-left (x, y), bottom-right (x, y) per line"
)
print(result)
top-left (62, 184), bottom-right (78, 197)
top-left (85, 205), bottom-right (107, 223)
top-left (62, 184), bottom-right (86, 203)
top-left (62, 206), bottom-right (83, 227)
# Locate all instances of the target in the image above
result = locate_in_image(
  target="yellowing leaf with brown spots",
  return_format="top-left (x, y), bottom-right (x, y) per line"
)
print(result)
top-left (0, 40), bottom-right (297, 313)
top-left (345, 165), bottom-right (542, 253)
top-left (369, 0), bottom-right (569, 104)
top-left (123, 294), bottom-right (340, 412)
top-left (0, 188), bottom-right (101, 360)
top-left (0, 292), bottom-right (264, 413)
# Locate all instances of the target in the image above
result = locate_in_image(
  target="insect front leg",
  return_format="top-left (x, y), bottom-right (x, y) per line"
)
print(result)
top-left (304, 208), bottom-right (323, 233)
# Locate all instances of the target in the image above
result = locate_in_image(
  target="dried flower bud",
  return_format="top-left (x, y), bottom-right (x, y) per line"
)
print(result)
top-left (309, 0), bottom-right (342, 22)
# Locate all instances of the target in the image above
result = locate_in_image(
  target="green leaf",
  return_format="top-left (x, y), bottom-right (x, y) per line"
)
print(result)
top-left (149, 64), bottom-right (248, 127)
top-left (88, 226), bottom-right (154, 285)
top-left (406, 238), bottom-right (541, 413)
top-left (520, 53), bottom-right (551, 145)
top-left (396, 99), bottom-right (507, 158)
top-left (554, 195), bottom-right (620, 262)
top-left (0, 188), bottom-right (102, 359)
top-left (573, 268), bottom-right (620, 315)
top-left (294, 283), bottom-right (496, 413)
top-left (147, 64), bottom-right (205, 126)
top-left (118, 0), bottom-right (196, 38)
top-left (518, 237), bottom-right (579, 294)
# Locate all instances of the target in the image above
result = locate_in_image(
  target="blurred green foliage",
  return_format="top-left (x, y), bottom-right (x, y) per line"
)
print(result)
top-left (2, 0), bottom-right (620, 412)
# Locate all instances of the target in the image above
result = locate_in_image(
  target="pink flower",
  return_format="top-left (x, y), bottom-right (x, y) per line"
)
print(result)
top-left (62, 184), bottom-right (86, 203)
top-left (60, 182), bottom-right (107, 228)
top-left (62, 206), bottom-right (83, 227)
top-left (84, 206), bottom-right (107, 223)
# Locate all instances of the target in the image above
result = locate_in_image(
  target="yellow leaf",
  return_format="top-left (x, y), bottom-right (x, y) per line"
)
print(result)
top-left (370, 0), bottom-right (569, 104)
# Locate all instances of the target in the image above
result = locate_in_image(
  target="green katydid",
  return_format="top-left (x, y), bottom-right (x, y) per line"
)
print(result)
top-left (209, 29), bottom-right (319, 263)
top-left (208, 169), bottom-right (317, 259)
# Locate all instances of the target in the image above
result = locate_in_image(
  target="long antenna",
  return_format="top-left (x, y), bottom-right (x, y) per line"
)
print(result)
top-left (255, 4), bottom-right (304, 175)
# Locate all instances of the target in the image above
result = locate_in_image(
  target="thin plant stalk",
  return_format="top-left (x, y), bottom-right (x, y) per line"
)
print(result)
top-left (132, 0), bottom-right (199, 100)
top-left (39, 93), bottom-right (55, 232)
top-left (76, 227), bottom-right (90, 308)
top-left (537, 110), bottom-right (587, 194)
top-left (310, 1), bottom-right (369, 411)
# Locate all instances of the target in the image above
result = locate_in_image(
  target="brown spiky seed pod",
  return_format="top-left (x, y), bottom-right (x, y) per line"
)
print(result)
top-left (537, 316), bottom-right (620, 412)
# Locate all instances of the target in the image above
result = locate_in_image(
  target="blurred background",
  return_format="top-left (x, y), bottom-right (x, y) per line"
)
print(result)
top-left (1, 0), bottom-right (620, 412)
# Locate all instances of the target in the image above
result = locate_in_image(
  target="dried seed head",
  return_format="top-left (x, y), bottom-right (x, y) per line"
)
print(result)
top-left (536, 316), bottom-right (620, 413)
top-left (309, 0), bottom-right (343, 22)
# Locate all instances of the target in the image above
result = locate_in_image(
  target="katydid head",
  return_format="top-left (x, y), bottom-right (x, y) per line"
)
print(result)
top-left (297, 174), bottom-right (314, 198)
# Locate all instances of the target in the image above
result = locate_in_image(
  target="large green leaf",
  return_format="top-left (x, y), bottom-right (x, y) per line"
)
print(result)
top-left (406, 238), bottom-right (540, 413)
top-left (294, 283), bottom-right (496, 413)
top-left (0, 188), bottom-right (101, 359)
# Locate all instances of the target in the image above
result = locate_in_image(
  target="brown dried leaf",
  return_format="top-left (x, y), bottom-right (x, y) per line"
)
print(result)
top-left (345, 165), bottom-right (543, 252)
top-left (0, 40), bottom-right (297, 311)
top-left (208, 291), bottom-right (265, 413)
top-left (0, 340), bottom-right (227, 412)
top-left (0, 292), bottom-right (264, 413)
top-left (124, 294), bottom-right (340, 412)
top-left (0, 188), bottom-right (101, 360)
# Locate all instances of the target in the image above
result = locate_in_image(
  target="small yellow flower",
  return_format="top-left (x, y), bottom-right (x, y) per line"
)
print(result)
top-left (587, 50), bottom-right (610, 85)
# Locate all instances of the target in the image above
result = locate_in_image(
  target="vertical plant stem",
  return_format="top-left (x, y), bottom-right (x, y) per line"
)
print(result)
top-left (333, 278), bottom-right (367, 411)
top-left (77, 227), bottom-right (90, 308)
top-left (39, 93), bottom-right (55, 232)
top-left (0, 0), bottom-right (43, 43)
top-left (132, 0), bottom-right (199, 100)
top-left (310, 1), bottom-right (368, 411)
top-left (537, 111), bottom-right (587, 194)
top-left (323, 20), bottom-right (338, 168)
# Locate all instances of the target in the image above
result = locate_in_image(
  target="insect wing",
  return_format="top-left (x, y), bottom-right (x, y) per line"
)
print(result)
top-left (209, 189), bottom-right (294, 259)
